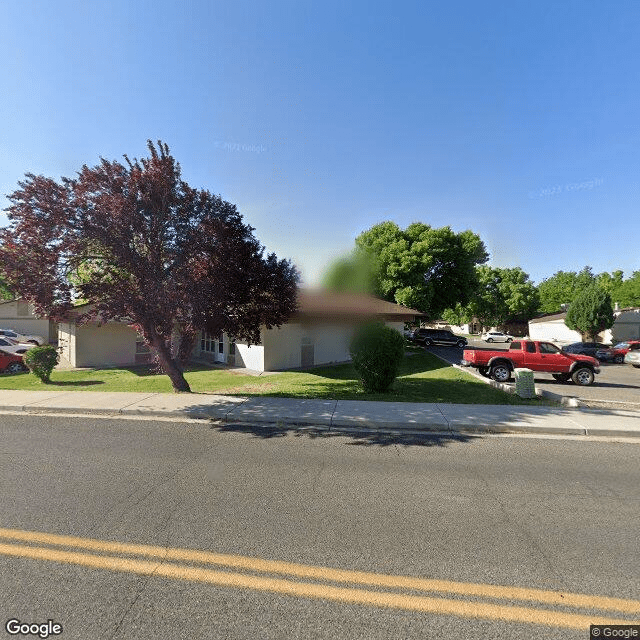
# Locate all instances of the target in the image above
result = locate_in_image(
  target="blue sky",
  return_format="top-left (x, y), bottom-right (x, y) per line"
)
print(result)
top-left (1, 0), bottom-right (639, 286)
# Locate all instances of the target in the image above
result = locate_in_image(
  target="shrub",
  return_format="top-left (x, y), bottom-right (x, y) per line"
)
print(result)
top-left (349, 322), bottom-right (405, 392)
top-left (23, 345), bottom-right (59, 383)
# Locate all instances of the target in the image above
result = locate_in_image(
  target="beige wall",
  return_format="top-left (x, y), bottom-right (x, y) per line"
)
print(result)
top-left (72, 323), bottom-right (138, 368)
top-left (0, 300), bottom-right (54, 341)
top-left (262, 320), bottom-right (405, 371)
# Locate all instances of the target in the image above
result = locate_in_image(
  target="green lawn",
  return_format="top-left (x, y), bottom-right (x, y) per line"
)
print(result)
top-left (0, 352), bottom-right (548, 405)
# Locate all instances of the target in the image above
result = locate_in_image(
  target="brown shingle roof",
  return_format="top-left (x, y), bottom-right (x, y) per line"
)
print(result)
top-left (293, 289), bottom-right (422, 320)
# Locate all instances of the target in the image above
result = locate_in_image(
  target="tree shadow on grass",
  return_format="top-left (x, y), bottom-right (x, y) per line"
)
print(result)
top-left (47, 380), bottom-right (105, 387)
top-left (212, 423), bottom-right (480, 448)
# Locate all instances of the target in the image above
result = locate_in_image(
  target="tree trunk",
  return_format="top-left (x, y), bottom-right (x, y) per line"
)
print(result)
top-left (177, 327), bottom-right (197, 365)
top-left (152, 334), bottom-right (192, 392)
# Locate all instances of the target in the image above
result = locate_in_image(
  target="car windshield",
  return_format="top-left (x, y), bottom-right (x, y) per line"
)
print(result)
top-left (614, 343), bottom-right (629, 349)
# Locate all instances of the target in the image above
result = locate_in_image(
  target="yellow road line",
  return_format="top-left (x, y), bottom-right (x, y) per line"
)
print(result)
top-left (0, 541), bottom-right (636, 630)
top-left (1, 527), bottom-right (639, 616)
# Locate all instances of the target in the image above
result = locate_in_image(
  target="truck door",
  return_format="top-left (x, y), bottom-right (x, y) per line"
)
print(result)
top-left (538, 342), bottom-right (571, 372)
top-left (522, 341), bottom-right (540, 370)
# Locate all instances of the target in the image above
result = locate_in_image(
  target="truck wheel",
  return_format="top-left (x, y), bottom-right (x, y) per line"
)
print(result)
top-left (614, 355), bottom-right (624, 364)
top-left (490, 363), bottom-right (511, 382)
top-left (552, 373), bottom-right (570, 383)
top-left (6, 362), bottom-right (26, 374)
top-left (571, 367), bottom-right (594, 386)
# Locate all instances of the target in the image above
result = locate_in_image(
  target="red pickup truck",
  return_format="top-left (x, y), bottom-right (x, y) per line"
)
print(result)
top-left (461, 340), bottom-right (600, 385)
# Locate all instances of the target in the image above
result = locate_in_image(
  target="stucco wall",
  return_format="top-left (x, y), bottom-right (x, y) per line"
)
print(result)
top-left (528, 319), bottom-right (581, 344)
top-left (0, 301), bottom-right (53, 341)
top-left (234, 342), bottom-right (264, 371)
top-left (610, 309), bottom-right (640, 342)
top-left (262, 320), bottom-right (405, 371)
top-left (73, 323), bottom-right (138, 367)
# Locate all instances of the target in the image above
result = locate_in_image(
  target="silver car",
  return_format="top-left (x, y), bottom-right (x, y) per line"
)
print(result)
top-left (624, 350), bottom-right (640, 369)
top-left (0, 329), bottom-right (46, 345)
top-left (481, 331), bottom-right (514, 343)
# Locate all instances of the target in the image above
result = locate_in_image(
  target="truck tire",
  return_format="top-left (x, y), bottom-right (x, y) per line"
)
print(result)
top-left (552, 373), bottom-right (570, 383)
top-left (490, 363), bottom-right (511, 383)
top-left (571, 367), bottom-right (595, 386)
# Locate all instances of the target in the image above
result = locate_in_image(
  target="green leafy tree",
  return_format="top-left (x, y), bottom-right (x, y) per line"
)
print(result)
top-left (323, 221), bottom-right (488, 320)
top-left (615, 271), bottom-right (640, 308)
top-left (443, 266), bottom-right (539, 331)
top-left (0, 274), bottom-right (13, 300)
top-left (565, 284), bottom-right (614, 341)
top-left (537, 266), bottom-right (596, 313)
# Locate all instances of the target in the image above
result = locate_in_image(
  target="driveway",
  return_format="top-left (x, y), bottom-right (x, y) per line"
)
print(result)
top-left (427, 340), bottom-right (640, 406)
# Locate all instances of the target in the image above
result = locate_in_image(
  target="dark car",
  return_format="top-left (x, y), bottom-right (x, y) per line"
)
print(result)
top-left (561, 342), bottom-right (611, 359)
top-left (411, 328), bottom-right (467, 348)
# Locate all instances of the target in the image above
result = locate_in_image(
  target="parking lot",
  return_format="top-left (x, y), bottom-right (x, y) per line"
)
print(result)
top-left (428, 339), bottom-right (640, 407)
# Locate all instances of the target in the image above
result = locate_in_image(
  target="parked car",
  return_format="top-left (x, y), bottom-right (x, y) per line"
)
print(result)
top-left (481, 331), bottom-right (513, 343)
top-left (0, 329), bottom-right (46, 345)
top-left (561, 342), bottom-right (611, 359)
top-left (0, 350), bottom-right (29, 374)
top-left (411, 328), bottom-right (468, 347)
top-left (0, 337), bottom-right (37, 355)
top-left (596, 340), bottom-right (640, 364)
top-left (624, 350), bottom-right (640, 368)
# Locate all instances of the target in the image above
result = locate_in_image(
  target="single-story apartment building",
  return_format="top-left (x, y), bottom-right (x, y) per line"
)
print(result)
top-left (528, 307), bottom-right (640, 344)
top-left (57, 289), bottom-right (422, 371)
top-left (0, 299), bottom-right (57, 343)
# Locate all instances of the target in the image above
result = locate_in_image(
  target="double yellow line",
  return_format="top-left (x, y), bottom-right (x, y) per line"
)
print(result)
top-left (0, 527), bottom-right (638, 630)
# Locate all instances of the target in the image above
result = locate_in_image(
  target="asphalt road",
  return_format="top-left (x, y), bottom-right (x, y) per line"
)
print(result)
top-left (430, 340), bottom-right (640, 405)
top-left (1, 414), bottom-right (639, 639)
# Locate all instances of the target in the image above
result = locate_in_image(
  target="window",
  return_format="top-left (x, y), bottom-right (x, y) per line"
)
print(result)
top-left (201, 331), bottom-right (215, 353)
top-left (525, 342), bottom-right (536, 353)
top-left (539, 342), bottom-right (560, 354)
top-left (218, 335), bottom-right (224, 354)
top-left (510, 342), bottom-right (521, 350)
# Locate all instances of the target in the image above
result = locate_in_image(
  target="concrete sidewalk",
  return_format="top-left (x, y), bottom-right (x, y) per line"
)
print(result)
top-left (1, 389), bottom-right (640, 439)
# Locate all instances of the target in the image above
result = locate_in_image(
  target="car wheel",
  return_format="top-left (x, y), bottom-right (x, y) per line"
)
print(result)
top-left (552, 373), bottom-right (570, 383)
top-left (490, 363), bottom-right (511, 383)
top-left (424, 339), bottom-right (433, 347)
top-left (27, 340), bottom-right (39, 345)
top-left (633, 365), bottom-right (640, 369)
top-left (456, 340), bottom-right (466, 348)
top-left (486, 338), bottom-right (493, 343)
top-left (506, 338), bottom-right (513, 343)
top-left (6, 362), bottom-right (25, 374)
top-left (614, 355), bottom-right (624, 364)
top-left (572, 367), bottom-right (594, 386)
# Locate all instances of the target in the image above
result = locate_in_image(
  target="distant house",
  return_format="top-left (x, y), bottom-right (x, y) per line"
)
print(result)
top-left (57, 290), bottom-right (422, 371)
top-left (0, 299), bottom-right (57, 343)
top-left (528, 307), bottom-right (640, 344)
